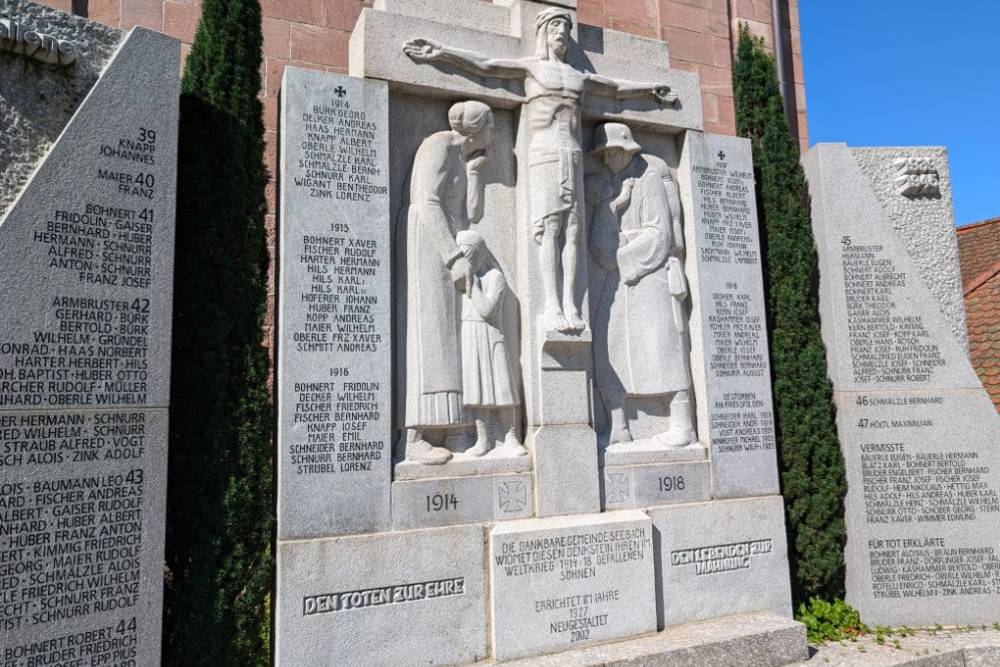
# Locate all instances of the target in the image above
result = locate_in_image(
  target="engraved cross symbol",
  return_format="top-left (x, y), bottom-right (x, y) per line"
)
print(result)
top-left (334, 85), bottom-right (347, 98)
top-left (717, 150), bottom-right (726, 161)
top-left (605, 472), bottom-right (630, 505)
top-left (497, 481), bottom-right (527, 513)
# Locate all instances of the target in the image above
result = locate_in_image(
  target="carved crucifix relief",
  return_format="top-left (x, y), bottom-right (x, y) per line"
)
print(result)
top-left (403, 7), bottom-right (676, 335)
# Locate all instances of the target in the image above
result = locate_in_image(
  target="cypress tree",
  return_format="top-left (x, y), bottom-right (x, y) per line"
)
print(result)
top-left (162, 0), bottom-right (273, 662)
top-left (732, 23), bottom-right (847, 602)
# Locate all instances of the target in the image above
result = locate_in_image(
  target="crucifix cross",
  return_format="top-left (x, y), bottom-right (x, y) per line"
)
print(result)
top-left (350, 0), bottom-right (704, 133)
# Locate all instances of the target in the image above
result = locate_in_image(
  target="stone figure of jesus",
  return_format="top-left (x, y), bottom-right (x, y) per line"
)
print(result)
top-left (404, 7), bottom-right (676, 333)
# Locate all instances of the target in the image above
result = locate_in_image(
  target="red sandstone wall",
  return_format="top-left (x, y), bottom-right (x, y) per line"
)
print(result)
top-left (36, 0), bottom-right (808, 347)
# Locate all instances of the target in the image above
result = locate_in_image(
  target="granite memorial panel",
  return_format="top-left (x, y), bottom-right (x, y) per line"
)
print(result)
top-left (490, 511), bottom-right (656, 661)
top-left (274, 1), bottom-right (801, 663)
top-left (277, 67), bottom-right (391, 540)
top-left (803, 143), bottom-right (1000, 626)
top-left (0, 4), bottom-right (178, 664)
top-left (276, 524), bottom-right (487, 665)
top-left (678, 132), bottom-right (780, 500)
top-left (649, 495), bottom-right (793, 628)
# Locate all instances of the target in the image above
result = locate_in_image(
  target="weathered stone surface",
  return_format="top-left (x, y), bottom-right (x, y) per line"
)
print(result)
top-left (804, 143), bottom-right (1000, 626)
top-left (533, 423), bottom-right (601, 516)
top-left (506, 612), bottom-right (807, 667)
top-left (394, 453), bottom-right (531, 480)
top-left (677, 132), bottom-right (780, 498)
top-left (276, 525), bottom-right (487, 666)
top-left (391, 472), bottom-right (533, 529)
top-left (601, 460), bottom-right (710, 511)
top-left (793, 627), bottom-right (1000, 667)
top-left (0, 21), bottom-right (178, 665)
top-left (852, 147), bottom-right (967, 352)
top-left (0, 0), bottom-right (123, 217)
top-left (277, 67), bottom-right (391, 540)
top-left (490, 510), bottom-right (656, 661)
top-left (601, 442), bottom-right (705, 467)
top-left (649, 496), bottom-right (793, 628)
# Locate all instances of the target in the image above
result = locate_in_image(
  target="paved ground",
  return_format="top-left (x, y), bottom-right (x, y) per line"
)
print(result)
top-left (796, 627), bottom-right (1000, 666)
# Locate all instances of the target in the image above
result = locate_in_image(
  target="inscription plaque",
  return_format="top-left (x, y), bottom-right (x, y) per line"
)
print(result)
top-left (489, 511), bottom-right (656, 661)
top-left (277, 67), bottom-right (391, 539)
top-left (0, 23), bottom-right (178, 666)
top-left (276, 525), bottom-right (487, 665)
top-left (804, 143), bottom-right (1000, 625)
top-left (681, 133), bottom-right (779, 498)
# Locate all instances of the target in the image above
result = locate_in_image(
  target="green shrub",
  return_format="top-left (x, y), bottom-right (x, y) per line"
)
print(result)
top-left (797, 598), bottom-right (868, 643)
top-left (162, 0), bottom-right (273, 663)
top-left (732, 23), bottom-right (847, 602)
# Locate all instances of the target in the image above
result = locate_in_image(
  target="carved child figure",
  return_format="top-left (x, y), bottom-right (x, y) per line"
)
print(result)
top-left (456, 230), bottom-right (527, 458)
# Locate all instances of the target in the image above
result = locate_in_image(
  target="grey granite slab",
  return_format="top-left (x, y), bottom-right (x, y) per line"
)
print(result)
top-left (490, 510), bottom-right (657, 661)
top-left (601, 460), bottom-right (711, 511)
top-left (276, 524), bottom-right (487, 666)
top-left (804, 143), bottom-right (1000, 626)
top-left (277, 67), bottom-right (391, 540)
top-left (391, 472), bottom-right (533, 530)
top-left (0, 19), bottom-right (178, 666)
top-left (648, 496), bottom-right (793, 628)
top-left (678, 132), bottom-right (780, 499)
top-left (504, 611), bottom-right (807, 666)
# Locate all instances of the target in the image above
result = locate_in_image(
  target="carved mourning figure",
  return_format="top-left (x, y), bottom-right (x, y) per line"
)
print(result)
top-left (588, 123), bottom-right (696, 448)
top-left (403, 101), bottom-right (494, 465)
top-left (403, 8), bottom-right (676, 334)
top-left (456, 230), bottom-right (528, 458)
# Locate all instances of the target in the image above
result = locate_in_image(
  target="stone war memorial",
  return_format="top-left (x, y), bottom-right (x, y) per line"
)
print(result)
top-left (804, 145), bottom-right (1000, 626)
top-left (0, 1), bottom-right (179, 665)
top-left (276, 1), bottom-right (806, 664)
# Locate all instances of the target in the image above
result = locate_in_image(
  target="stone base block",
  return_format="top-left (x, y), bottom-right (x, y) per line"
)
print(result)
top-left (532, 424), bottom-right (601, 516)
top-left (600, 441), bottom-right (706, 467)
top-left (601, 459), bottom-right (710, 510)
top-left (395, 451), bottom-right (532, 480)
top-left (276, 525), bottom-right (486, 666)
top-left (392, 472), bottom-right (534, 529)
top-left (503, 612), bottom-right (807, 666)
top-left (649, 496), bottom-right (793, 628)
top-left (490, 510), bottom-right (656, 661)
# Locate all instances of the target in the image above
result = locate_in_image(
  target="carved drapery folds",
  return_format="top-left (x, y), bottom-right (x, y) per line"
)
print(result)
top-left (399, 8), bottom-right (699, 472)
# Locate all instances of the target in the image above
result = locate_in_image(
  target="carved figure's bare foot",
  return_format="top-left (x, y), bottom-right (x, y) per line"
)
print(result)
top-left (563, 309), bottom-right (586, 332)
top-left (406, 439), bottom-right (453, 465)
top-left (467, 439), bottom-right (491, 457)
top-left (543, 309), bottom-right (569, 333)
top-left (656, 427), bottom-right (697, 449)
top-left (609, 422), bottom-right (633, 446)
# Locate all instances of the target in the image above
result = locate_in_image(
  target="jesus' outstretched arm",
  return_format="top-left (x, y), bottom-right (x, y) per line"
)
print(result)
top-left (403, 38), bottom-right (529, 79)
top-left (586, 73), bottom-right (678, 105)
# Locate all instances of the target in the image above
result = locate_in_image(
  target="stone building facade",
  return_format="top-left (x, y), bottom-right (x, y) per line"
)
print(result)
top-left (33, 0), bottom-right (808, 346)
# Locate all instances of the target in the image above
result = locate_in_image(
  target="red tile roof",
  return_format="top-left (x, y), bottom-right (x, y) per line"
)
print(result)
top-left (958, 217), bottom-right (1000, 411)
